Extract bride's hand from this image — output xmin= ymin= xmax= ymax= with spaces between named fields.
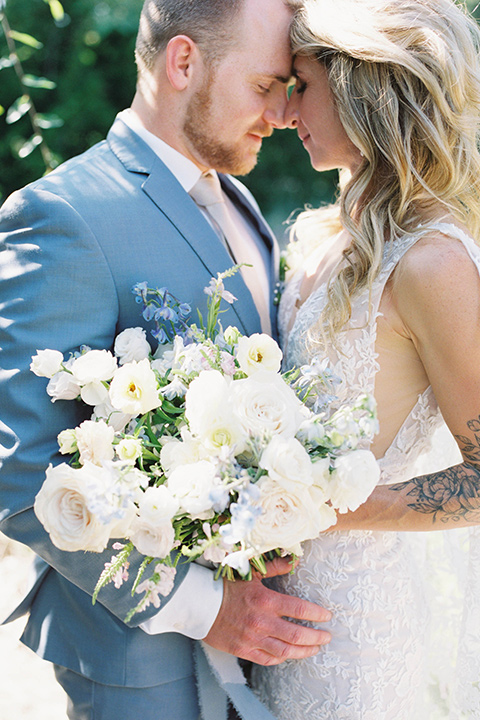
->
xmin=203 ymin=555 xmax=332 ymax=666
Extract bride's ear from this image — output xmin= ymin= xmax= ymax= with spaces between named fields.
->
xmin=165 ymin=35 xmax=200 ymax=91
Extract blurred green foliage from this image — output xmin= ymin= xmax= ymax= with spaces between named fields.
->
xmin=1 ymin=0 xmax=479 ymax=239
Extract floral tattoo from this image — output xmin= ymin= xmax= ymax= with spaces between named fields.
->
xmin=389 ymin=415 xmax=480 ymax=524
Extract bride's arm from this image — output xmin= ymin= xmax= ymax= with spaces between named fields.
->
xmin=336 ymin=233 xmax=480 ymax=532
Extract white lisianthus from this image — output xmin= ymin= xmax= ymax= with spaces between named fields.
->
xmin=223 ymin=326 xmax=241 ymax=346
xmin=222 ymin=548 xmax=253 ymax=576
xmin=116 ymin=437 xmax=143 ymax=464
xmin=75 ymin=419 xmax=115 ymax=466
xmin=249 ymin=475 xmax=335 ymax=555
xmin=311 ymin=457 xmax=331 ymax=494
xmin=236 ymin=334 xmax=283 ymax=376
xmin=185 ymin=371 xmax=245 ymax=453
xmin=260 ymin=435 xmax=315 ymax=492
xmin=34 ymin=463 xmax=113 ymax=552
xmin=80 ymin=380 xmax=110 ymax=407
xmin=167 ymin=460 xmax=220 ymax=520
xmin=71 ymin=350 xmax=118 ymax=385
xmin=232 ymin=370 xmax=307 ymax=438
xmin=92 ymin=399 xmax=133 ymax=433
xmin=160 ymin=432 xmax=207 ymax=476
xmin=329 ymin=449 xmax=380 ymax=513
xmin=109 ymin=358 xmax=161 ymax=415
xmin=137 ymin=485 xmax=180 ymax=523
xmin=46 ymin=366 xmax=81 ymax=402
xmin=129 ymin=517 xmax=176 ymax=558
xmin=57 ymin=428 xmax=78 ymax=455
xmin=114 ymin=327 xmax=151 ymax=365
xmin=30 ymin=349 xmax=64 ymax=378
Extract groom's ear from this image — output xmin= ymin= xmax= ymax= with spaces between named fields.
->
xmin=165 ymin=35 xmax=200 ymax=91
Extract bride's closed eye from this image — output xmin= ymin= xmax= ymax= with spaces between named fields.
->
xmin=295 ymin=79 xmax=307 ymax=94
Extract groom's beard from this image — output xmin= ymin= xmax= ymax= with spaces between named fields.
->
xmin=183 ymin=76 xmax=265 ymax=176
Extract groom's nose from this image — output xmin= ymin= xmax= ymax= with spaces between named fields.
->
xmin=263 ymin=85 xmax=289 ymax=130
xmin=284 ymin=94 xmax=299 ymax=129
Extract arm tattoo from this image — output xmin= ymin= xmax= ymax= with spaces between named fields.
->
xmin=389 ymin=415 xmax=480 ymax=525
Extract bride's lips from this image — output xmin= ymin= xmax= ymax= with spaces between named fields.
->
xmin=300 ymin=133 xmax=310 ymax=145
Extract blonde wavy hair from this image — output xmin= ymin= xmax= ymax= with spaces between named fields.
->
xmin=289 ymin=0 xmax=480 ymax=339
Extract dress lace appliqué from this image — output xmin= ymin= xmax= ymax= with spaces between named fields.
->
xmin=251 ymin=224 xmax=480 ymax=719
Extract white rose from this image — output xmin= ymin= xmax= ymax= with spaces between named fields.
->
xmin=76 ymin=419 xmax=115 ymax=466
xmin=71 ymin=350 xmax=117 ymax=384
xmin=34 ymin=463 xmax=112 ymax=552
xmin=57 ymin=428 xmax=78 ymax=455
xmin=30 ymin=349 xmax=64 ymax=378
xmin=249 ymin=476 xmax=335 ymax=555
xmin=46 ymin=370 xmax=81 ymax=402
xmin=137 ymin=486 xmax=179 ymax=523
xmin=328 ymin=449 xmax=380 ymax=513
xmin=231 ymin=370 xmax=307 ymax=438
xmin=185 ymin=371 xmax=245 ymax=453
xmin=167 ymin=460 xmax=219 ymax=520
xmin=260 ymin=435 xmax=314 ymax=492
xmin=116 ymin=437 xmax=143 ymax=463
xmin=114 ymin=327 xmax=152 ymax=365
xmin=109 ymin=358 xmax=161 ymax=415
xmin=236 ymin=334 xmax=283 ymax=376
xmin=129 ymin=517 xmax=176 ymax=558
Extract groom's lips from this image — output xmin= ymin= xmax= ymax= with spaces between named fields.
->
xmin=300 ymin=133 xmax=310 ymax=145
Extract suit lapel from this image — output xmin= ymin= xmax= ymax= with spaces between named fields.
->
xmin=107 ymin=118 xmax=274 ymax=338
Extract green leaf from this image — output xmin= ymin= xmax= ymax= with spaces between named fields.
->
xmin=0 ymin=105 xmax=4 ymax=117
xmin=22 ymin=74 xmax=57 ymax=90
xmin=8 ymin=31 xmax=43 ymax=50
xmin=44 ymin=0 xmax=65 ymax=22
xmin=35 ymin=112 xmax=64 ymax=129
xmin=18 ymin=134 xmax=43 ymax=159
xmin=6 ymin=95 xmax=31 ymax=124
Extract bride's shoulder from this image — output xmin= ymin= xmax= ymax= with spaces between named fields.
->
xmin=393 ymin=223 xmax=480 ymax=310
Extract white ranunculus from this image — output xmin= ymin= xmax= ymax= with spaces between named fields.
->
xmin=116 ymin=437 xmax=143 ymax=464
xmin=114 ymin=327 xmax=151 ymax=365
xmin=57 ymin=428 xmax=78 ymax=455
xmin=30 ymin=349 xmax=64 ymax=378
xmin=137 ymin=485 xmax=179 ymax=523
xmin=167 ymin=460 xmax=219 ymax=520
xmin=71 ymin=350 xmax=117 ymax=385
xmin=46 ymin=370 xmax=81 ymax=402
xmin=236 ymin=334 xmax=283 ymax=376
xmin=249 ymin=476 xmax=335 ymax=555
xmin=92 ymin=399 xmax=133 ymax=433
xmin=260 ymin=435 xmax=314 ymax=492
xmin=231 ymin=370 xmax=307 ymax=438
xmin=75 ymin=419 xmax=115 ymax=466
xmin=311 ymin=457 xmax=331 ymax=495
xmin=129 ymin=517 xmax=176 ymax=558
xmin=34 ymin=463 xmax=113 ymax=552
xmin=109 ymin=358 xmax=161 ymax=415
xmin=329 ymin=449 xmax=380 ymax=513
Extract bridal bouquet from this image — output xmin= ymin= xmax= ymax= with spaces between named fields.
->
xmin=31 ymin=268 xmax=379 ymax=619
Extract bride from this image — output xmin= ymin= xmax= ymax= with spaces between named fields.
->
xmin=251 ymin=0 xmax=480 ymax=717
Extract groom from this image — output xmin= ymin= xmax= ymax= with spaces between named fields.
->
xmin=0 ymin=0 xmax=332 ymax=718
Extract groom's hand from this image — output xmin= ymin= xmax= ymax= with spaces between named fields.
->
xmin=203 ymin=556 xmax=332 ymax=666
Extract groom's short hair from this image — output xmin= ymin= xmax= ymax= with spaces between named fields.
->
xmin=135 ymin=0 xmax=244 ymax=74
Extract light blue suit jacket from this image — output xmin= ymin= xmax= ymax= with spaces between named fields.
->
xmin=0 ymin=117 xmax=278 ymax=688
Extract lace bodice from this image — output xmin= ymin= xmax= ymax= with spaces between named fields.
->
xmin=252 ymin=224 xmax=480 ymax=719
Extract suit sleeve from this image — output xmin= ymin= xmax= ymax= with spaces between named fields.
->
xmin=0 ymin=185 xmax=190 ymax=626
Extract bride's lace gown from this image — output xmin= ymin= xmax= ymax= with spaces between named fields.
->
xmin=252 ymin=224 xmax=480 ymax=719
